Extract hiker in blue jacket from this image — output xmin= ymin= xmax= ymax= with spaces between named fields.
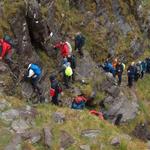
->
xmin=103 ymin=60 xmax=115 ymax=77
xmin=24 ymin=63 xmax=42 ymax=93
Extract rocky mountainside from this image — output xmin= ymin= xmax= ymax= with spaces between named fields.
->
xmin=0 ymin=0 xmax=150 ymax=149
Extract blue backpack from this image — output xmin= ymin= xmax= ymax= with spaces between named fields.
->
xmin=30 ymin=64 xmax=42 ymax=76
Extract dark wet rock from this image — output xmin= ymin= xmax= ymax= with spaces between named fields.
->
xmin=52 ymin=112 xmax=65 ymax=124
xmin=44 ymin=127 xmax=53 ymax=148
xmin=111 ymin=137 xmax=120 ymax=146
xmin=60 ymin=130 xmax=74 ymax=149
xmin=80 ymin=145 xmax=91 ymax=150
xmin=81 ymin=129 xmax=101 ymax=138
xmin=133 ymin=122 xmax=150 ymax=141
xmin=21 ymin=129 xmax=41 ymax=144
xmin=1 ymin=109 xmax=19 ymax=122
xmin=5 ymin=134 xmax=22 ymax=150
xmin=11 ymin=119 xmax=30 ymax=134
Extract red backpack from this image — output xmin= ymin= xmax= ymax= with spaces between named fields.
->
xmin=50 ymin=88 xmax=55 ymax=97
xmin=90 ymin=110 xmax=104 ymax=120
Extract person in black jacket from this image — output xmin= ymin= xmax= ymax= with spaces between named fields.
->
xmin=75 ymin=32 xmax=85 ymax=56
xmin=127 ymin=62 xmax=136 ymax=88
xmin=49 ymin=75 xmax=62 ymax=105
xmin=116 ymin=61 xmax=124 ymax=85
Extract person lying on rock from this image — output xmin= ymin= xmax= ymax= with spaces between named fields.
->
xmin=49 ymin=75 xmax=62 ymax=105
xmin=0 ymin=34 xmax=13 ymax=63
xmin=24 ymin=63 xmax=42 ymax=95
xmin=71 ymin=95 xmax=88 ymax=109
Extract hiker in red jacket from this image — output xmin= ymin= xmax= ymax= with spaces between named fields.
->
xmin=54 ymin=42 xmax=69 ymax=58
xmin=0 ymin=38 xmax=12 ymax=61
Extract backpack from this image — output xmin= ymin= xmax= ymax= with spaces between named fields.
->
xmin=50 ymin=88 xmax=55 ymax=97
xmin=3 ymin=34 xmax=13 ymax=46
xmin=65 ymin=66 xmax=73 ymax=76
xmin=30 ymin=64 xmax=42 ymax=76
xmin=74 ymin=96 xmax=87 ymax=104
xmin=65 ymin=41 xmax=72 ymax=54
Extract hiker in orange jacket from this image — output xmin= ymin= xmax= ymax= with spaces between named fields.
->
xmin=112 ymin=58 xmax=118 ymax=69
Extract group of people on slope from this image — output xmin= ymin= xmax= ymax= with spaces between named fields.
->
xmin=102 ymin=58 xmax=125 ymax=86
xmin=127 ymin=59 xmax=148 ymax=87
xmin=49 ymin=32 xmax=85 ymax=105
xmin=102 ymin=57 xmax=149 ymax=88
xmin=0 ymin=32 xmax=85 ymax=105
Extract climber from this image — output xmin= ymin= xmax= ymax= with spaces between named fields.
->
xmin=71 ymin=95 xmax=88 ymax=109
xmin=89 ymin=110 xmax=104 ymax=120
xmin=127 ymin=62 xmax=136 ymax=87
xmin=24 ymin=63 xmax=42 ymax=94
xmin=116 ymin=61 xmax=124 ymax=85
xmin=64 ymin=62 xmax=73 ymax=88
xmin=103 ymin=60 xmax=115 ymax=77
xmin=75 ymin=32 xmax=85 ymax=57
xmin=112 ymin=58 xmax=118 ymax=70
xmin=141 ymin=60 xmax=147 ymax=78
xmin=0 ymin=35 xmax=13 ymax=63
xmin=135 ymin=61 xmax=142 ymax=81
xmin=145 ymin=57 xmax=150 ymax=73
xmin=54 ymin=41 xmax=69 ymax=58
xmin=67 ymin=54 xmax=76 ymax=81
xmin=49 ymin=75 xmax=62 ymax=105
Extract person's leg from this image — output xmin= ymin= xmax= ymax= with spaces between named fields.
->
xmin=52 ymin=94 xmax=59 ymax=105
xmin=64 ymin=74 xmax=69 ymax=88
xmin=128 ymin=76 xmax=132 ymax=87
xmin=141 ymin=71 xmax=144 ymax=79
xmin=78 ymin=47 xmax=84 ymax=56
xmin=72 ymin=69 xmax=75 ymax=82
xmin=118 ymin=74 xmax=122 ymax=85
xmin=31 ymin=77 xmax=42 ymax=94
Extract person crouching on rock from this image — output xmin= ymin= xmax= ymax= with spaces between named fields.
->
xmin=71 ymin=95 xmax=88 ymax=109
xmin=49 ymin=75 xmax=62 ymax=105
xmin=24 ymin=63 xmax=42 ymax=94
